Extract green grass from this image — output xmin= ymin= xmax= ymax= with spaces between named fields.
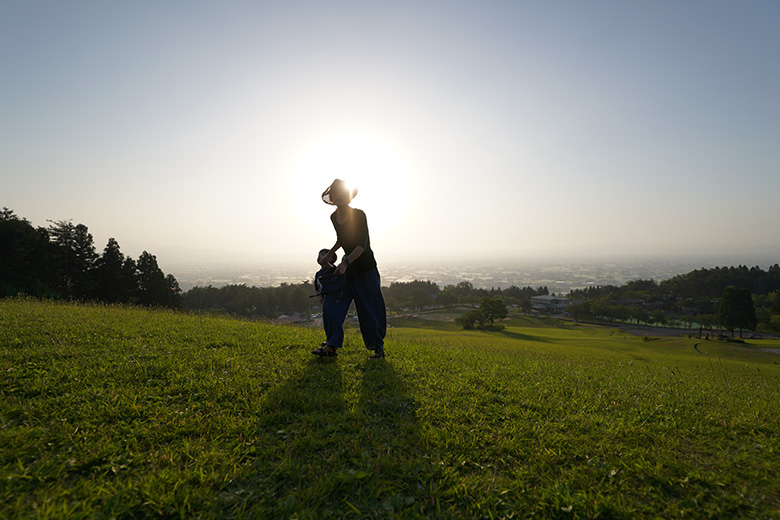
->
xmin=2 ymin=298 xmax=780 ymax=519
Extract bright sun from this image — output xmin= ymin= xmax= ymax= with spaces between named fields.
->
xmin=289 ymin=133 xmax=414 ymax=245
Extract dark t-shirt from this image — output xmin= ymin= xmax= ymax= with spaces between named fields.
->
xmin=330 ymin=208 xmax=377 ymax=277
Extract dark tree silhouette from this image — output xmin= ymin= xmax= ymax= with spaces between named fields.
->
xmin=93 ymin=238 xmax=138 ymax=303
xmin=47 ymin=220 xmax=97 ymax=299
xmin=0 ymin=209 xmax=55 ymax=297
xmin=1 ymin=209 xmax=180 ymax=308
xmin=718 ymin=285 xmax=758 ymax=338
xmin=136 ymin=251 xmax=174 ymax=307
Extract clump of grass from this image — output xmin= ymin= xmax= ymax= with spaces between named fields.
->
xmin=2 ymin=298 xmax=779 ymax=518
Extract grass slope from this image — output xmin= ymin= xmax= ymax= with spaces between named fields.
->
xmin=2 ymin=298 xmax=779 ymax=519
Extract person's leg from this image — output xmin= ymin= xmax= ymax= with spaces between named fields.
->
xmin=351 ymin=268 xmax=387 ymax=354
xmin=322 ymin=290 xmax=352 ymax=350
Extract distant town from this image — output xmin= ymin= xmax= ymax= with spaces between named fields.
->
xmin=170 ymin=255 xmax=780 ymax=294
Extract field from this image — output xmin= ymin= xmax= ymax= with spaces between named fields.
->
xmin=2 ymin=298 xmax=780 ymax=519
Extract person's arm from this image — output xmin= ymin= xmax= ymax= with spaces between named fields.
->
xmin=335 ymin=245 xmax=364 ymax=276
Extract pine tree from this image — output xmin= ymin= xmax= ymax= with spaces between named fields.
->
xmin=94 ymin=238 xmax=137 ymax=303
xmin=136 ymin=251 xmax=179 ymax=307
xmin=47 ymin=220 xmax=97 ymax=299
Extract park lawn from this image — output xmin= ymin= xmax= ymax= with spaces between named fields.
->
xmin=1 ymin=298 xmax=779 ymax=519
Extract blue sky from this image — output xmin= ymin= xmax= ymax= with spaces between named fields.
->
xmin=2 ymin=1 xmax=779 ymax=270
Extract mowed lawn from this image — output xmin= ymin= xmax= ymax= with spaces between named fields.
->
xmin=2 ymin=299 xmax=779 ymax=519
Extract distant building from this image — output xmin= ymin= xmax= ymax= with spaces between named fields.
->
xmin=531 ymin=295 xmax=569 ymax=312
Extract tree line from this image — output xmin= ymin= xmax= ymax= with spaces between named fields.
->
xmin=179 ymin=280 xmax=548 ymax=320
xmin=381 ymin=280 xmax=548 ymax=311
xmin=570 ymin=265 xmax=780 ymax=302
xmin=1 ymin=208 xmax=180 ymax=307
xmin=567 ymin=266 xmax=780 ymax=335
xmin=181 ymin=283 xmax=316 ymax=318
xmin=1 ymin=208 xmax=549 ymax=319
xmin=5 ymin=206 xmax=778 ymax=334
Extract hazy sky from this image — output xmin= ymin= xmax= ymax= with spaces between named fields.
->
xmin=3 ymin=1 xmax=779 ymax=271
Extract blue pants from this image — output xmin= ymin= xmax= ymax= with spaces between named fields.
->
xmin=322 ymin=267 xmax=386 ymax=352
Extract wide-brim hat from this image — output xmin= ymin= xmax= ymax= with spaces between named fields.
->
xmin=322 ymin=179 xmax=358 ymax=205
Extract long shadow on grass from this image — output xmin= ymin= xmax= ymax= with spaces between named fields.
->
xmin=356 ymin=358 xmax=420 ymax=455
xmin=219 ymin=356 xmax=430 ymax=517
xmin=495 ymin=328 xmax=553 ymax=343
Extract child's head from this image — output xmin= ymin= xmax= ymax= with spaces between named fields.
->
xmin=318 ymin=248 xmax=336 ymax=265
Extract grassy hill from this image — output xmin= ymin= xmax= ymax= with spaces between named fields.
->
xmin=2 ymin=298 xmax=779 ymax=519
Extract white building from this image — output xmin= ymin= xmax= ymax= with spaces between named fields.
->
xmin=531 ymin=295 xmax=569 ymax=312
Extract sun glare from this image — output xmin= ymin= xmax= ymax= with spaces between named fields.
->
xmin=289 ymin=133 xmax=414 ymax=246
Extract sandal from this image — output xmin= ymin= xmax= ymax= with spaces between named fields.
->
xmin=312 ymin=344 xmax=338 ymax=357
